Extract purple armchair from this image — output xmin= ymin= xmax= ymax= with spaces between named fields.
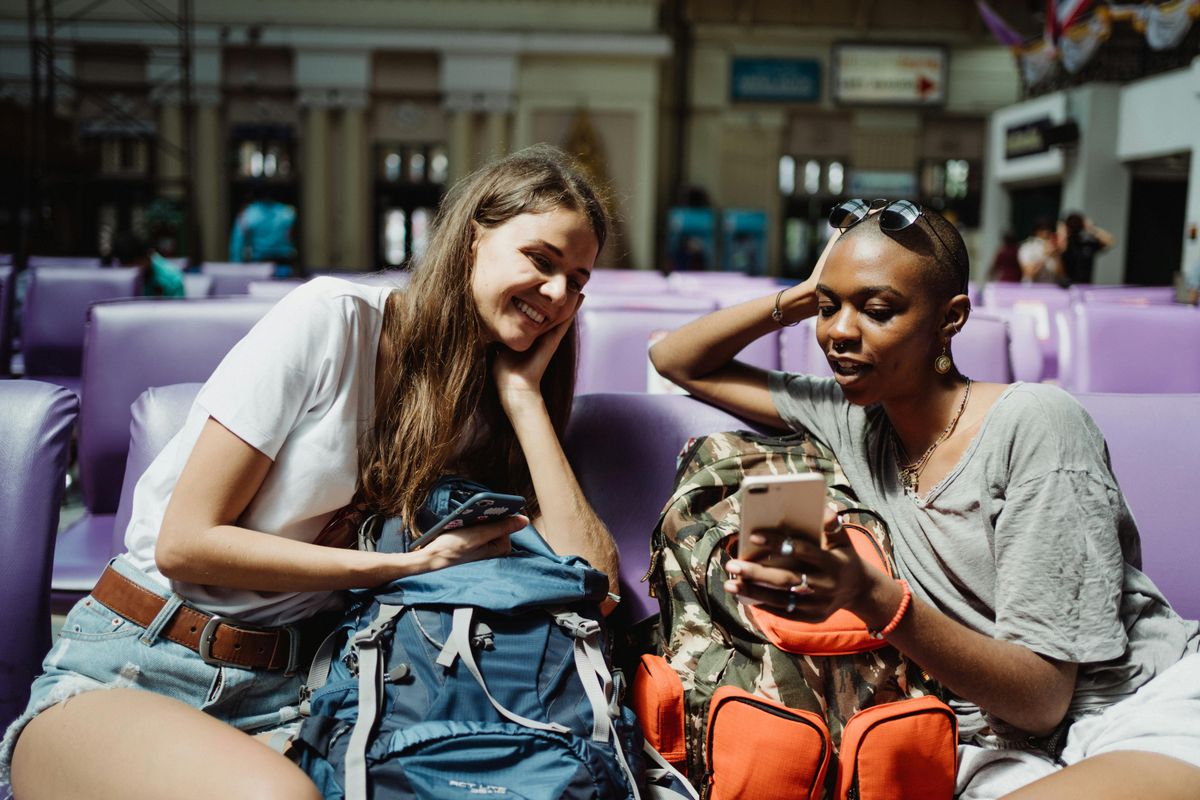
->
xmin=1073 ymin=393 xmax=1200 ymax=621
xmin=1070 ymin=285 xmax=1178 ymax=306
xmin=51 ymin=297 xmax=274 ymax=603
xmin=1059 ymin=303 xmax=1200 ymax=392
xmin=26 ymin=256 xmax=103 ymax=268
xmin=0 ymin=381 xmax=78 ymax=733
xmin=22 ymin=266 xmax=142 ymax=396
xmin=980 ymin=283 xmax=1071 ymax=380
xmin=199 ymin=261 xmax=275 ymax=295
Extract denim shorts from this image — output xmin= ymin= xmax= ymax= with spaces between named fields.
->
xmin=0 ymin=556 xmax=306 ymax=785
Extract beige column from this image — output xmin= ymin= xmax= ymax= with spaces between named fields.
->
xmin=337 ymin=95 xmax=371 ymax=270
xmin=194 ymin=95 xmax=224 ymax=262
xmin=302 ymin=99 xmax=332 ymax=270
xmin=448 ymin=107 xmax=475 ymax=186
xmin=483 ymin=109 xmax=510 ymax=162
xmin=157 ymin=102 xmax=185 ymax=199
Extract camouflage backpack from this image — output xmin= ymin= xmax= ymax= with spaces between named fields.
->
xmin=631 ymin=429 xmax=956 ymax=800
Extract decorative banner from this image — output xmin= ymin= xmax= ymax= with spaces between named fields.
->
xmin=1111 ymin=0 xmax=1200 ymax=49
xmin=1047 ymin=0 xmax=1095 ymax=41
xmin=976 ymin=0 xmax=1026 ymax=46
xmin=1017 ymin=39 xmax=1059 ymax=85
xmin=1059 ymin=10 xmax=1111 ymax=72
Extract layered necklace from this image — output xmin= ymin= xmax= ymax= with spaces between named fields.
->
xmin=895 ymin=378 xmax=972 ymax=495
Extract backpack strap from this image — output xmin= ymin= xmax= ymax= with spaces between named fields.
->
xmin=345 ymin=603 xmax=405 ymax=800
xmin=642 ymin=741 xmax=700 ymax=800
xmin=436 ymin=606 xmax=572 ymax=735
xmin=299 ymin=624 xmax=344 ymax=717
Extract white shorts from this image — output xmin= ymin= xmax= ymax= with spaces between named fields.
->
xmin=956 ymin=651 xmax=1200 ymax=799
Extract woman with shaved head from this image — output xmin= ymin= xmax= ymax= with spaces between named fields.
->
xmin=651 ymin=199 xmax=1200 ymax=799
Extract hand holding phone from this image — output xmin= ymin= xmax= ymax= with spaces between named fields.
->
xmin=737 ymin=473 xmax=826 ymax=570
xmin=409 ymin=491 xmax=527 ymax=550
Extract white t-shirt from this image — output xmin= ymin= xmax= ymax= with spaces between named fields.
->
xmin=123 ymin=277 xmax=395 ymax=625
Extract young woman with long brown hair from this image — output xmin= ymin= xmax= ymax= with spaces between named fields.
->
xmin=650 ymin=200 xmax=1200 ymax=799
xmin=3 ymin=145 xmax=619 ymax=800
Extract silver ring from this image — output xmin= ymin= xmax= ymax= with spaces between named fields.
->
xmin=791 ymin=573 xmax=812 ymax=596
xmin=786 ymin=594 xmax=798 ymax=613
xmin=779 ymin=537 xmax=795 ymax=557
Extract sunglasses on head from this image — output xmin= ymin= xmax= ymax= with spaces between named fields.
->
xmin=828 ymin=198 xmax=967 ymax=292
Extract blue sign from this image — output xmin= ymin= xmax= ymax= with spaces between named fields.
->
xmin=731 ymin=58 xmax=821 ymax=103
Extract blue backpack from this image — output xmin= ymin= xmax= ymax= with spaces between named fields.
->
xmin=293 ymin=520 xmax=695 ymax=800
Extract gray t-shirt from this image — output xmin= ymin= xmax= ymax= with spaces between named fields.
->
xmin=768 ymin=374 xmax=1199 ymax=733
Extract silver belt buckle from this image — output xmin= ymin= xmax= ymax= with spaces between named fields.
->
xmin=198 ymin=615 xmax=300 ymax=674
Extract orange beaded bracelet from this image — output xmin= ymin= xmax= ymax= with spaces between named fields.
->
xmin=868 ymin=579 xmax=912 ymax=640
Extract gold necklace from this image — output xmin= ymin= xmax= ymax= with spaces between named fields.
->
xmin=895 ymin=379 xmax=972 ymax=494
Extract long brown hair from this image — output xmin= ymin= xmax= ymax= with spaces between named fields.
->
xmin=359 ymin=144 xmax=610 ymax=526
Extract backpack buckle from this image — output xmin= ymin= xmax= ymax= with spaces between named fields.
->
xmin=553 ymin=611 xmax=600 ymax=639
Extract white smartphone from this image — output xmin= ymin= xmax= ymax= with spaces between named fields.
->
xmin=737 ymin=473 xmax=827 ymax=569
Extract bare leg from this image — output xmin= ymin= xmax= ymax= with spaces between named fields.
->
xmin=1001 ymin=751 xmax=1200 ymax=800
xmin=9 ymin=688 xmax=321 ymax=800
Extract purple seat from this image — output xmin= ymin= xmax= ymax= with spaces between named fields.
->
xmin=583 ymin=293 xmax=715 ymax=312
xmin=113 ymin=382 xmax=206 ymax=543
xmin=787 ymin=312 xmax=1015 ymax=383
xmin=26 ymin=256 xmax=103 ymax=268
xmin=111 ymin=384 xmax=758 ymax=629
xmin=1073 ymin=393 xmax=1200 ymax=621
xmin=1073 ymin=285 xmax=1178 ymax=306
xmin=564 ymin=393 xmax=764 ymax=624
xmin=0 ymin=264 xmax=13 ymax=376
xmin=0 ymin=381 xmax=78 ymax=733
xmin=584 ymin=269 xmax=670 ymax=293
xmin=668 ymin=272 xmax=781 ymax=296
xmin=577 ymin=306 xmax=778 ymax=394
xmin=980 ymin=283 xmax=1071 ymax=380
xmin=199 ymin=261 xmax=275 ymax=295
xmin=182 ymin=272 xmax=214 ymax=298
xmin=51 ymin=297 xmax=275 ymax=602
xmin=22 ymin=266 xmax=142 ymax=395
xmin=1060 ymin=303 xmax=1200 ymax=392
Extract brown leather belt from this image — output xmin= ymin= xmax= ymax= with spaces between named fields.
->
xmin=92 ymin=564 xmax=308 ymax=673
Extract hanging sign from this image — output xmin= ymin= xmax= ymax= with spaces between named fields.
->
xmin=831 ymin=44 xmax=947 ymax=106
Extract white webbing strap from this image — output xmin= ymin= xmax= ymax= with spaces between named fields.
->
xmin=345 ymin=604 xmax=404 ymax=800
xmin=437 ymin=606 xmax=570 ymax=735
xmin=299 ymin=626 xmax=342 ymax=716
xmin=642 ymin=742 xmax=699 ymax=800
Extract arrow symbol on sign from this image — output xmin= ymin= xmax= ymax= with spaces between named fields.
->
xmin=917 ymin=74 xmax=936 ymax=97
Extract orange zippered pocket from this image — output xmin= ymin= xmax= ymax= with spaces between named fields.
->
xmin=836 ymin=695 xmax=957 ymax=800
xmin=705 ymin=686 xmax=831 ymax=800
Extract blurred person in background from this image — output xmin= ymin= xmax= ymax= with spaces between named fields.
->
xmin=1018 ymin=218 xmax=1066 ymax=285
xmin=229 ymin=184 xmax=297 ymax=273
xmin=112 ymin=231 xmax=185 ymax=298
xmin=1058 ymin=212 xmax=1114 ymax=286
xmin=989 ymin=230 xmax=1022 ymax=282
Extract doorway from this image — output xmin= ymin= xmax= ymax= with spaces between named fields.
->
xmin=1124 ymin=154 xmax=1189 ymax=285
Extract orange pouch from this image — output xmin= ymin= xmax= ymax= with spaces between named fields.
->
xmin=630 ymin=654 xmax=688 ymax=767
xmin=706 ymin=685 xmax=831 ymax=800
xmin=747 ymin=523 xmax=893 ymax=656
xmin=836 ymin=695 xmax=958 ymax=800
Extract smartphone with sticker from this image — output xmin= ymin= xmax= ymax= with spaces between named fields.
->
xmin=408 ymin=491 xmax=526 ymax=550
xmin=737 ymin=473 xmax=826 ymax=569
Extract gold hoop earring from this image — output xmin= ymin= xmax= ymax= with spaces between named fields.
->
xmin=934 ymin=344 xmax=953 ymax=375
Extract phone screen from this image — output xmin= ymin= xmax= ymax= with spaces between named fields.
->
xmin=408 ymin=491 xmax=526 ymax=550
